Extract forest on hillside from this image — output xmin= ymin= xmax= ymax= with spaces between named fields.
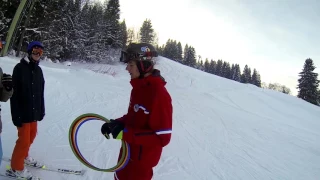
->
xmin=1 ymin=0 xmax=319 ymax=105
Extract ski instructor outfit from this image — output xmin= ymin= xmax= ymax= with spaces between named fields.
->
xmin=101 ymin=43 xmax=173 ymax=180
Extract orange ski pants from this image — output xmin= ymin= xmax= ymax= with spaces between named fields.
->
xmin=11 ymin=122 xmax=37 ymax=170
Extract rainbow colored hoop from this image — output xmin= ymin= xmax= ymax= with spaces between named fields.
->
xmin=68 ymin=113 xmax=130 ymax=172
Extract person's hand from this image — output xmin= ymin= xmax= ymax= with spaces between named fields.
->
xmin=101 ymin=120 xmax=123 ymax=139
xmin=2 ymin=73 xmax=12 ymax=91
xmin=110 ymin=123 xmax=124 ymax=140
xmin=101 ymin=122 xmax=112 ymax=139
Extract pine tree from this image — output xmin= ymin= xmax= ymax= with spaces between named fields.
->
xmin=317 ymin=89 xmax=320 ymax=104
xmin=230 ymin=64 xmax=236 ymax=80
xmin=197 ymin=56 xmax=204 ymax=70
xmin=204 ymin=58 xmax=210 ymax=72
xmin=230 ymin=64 xmax=241 ymax=81
xmin=241 ymin=65 xmax=251 ymax=83
xmin=233 ymin=64 xmax=241 ymax=82
xmin=297 ymin=58 xmax=320 ymax=105
xmin=182 ymin=44 xmax=188 ymax=65
xmin=184 ymin=46 xmax=196 ymax=67
xmin=215 ymin=60 xmax=223 ymax=76
xmin=84 ymin=2 xmax=106 ymax=62
xmin=177 ymin=42 xmax=182 ymax=61
xmin=251 ymin=69 xmax=261 ymax=87
xmin=152 ymin=31 xmax=159 ymax=46
xmin=163 ymin=39 xmax=178 ymax=60
xmin=221 ymin=61 xmax=231 ymax=79
xmin=37 ymin=0 xmax=71 ymax=60
xmin=209 ymin=60 xmax=216 ymax=74
xmin=155 ymin=44 xmax=164 ymax=56
xmin=119 ymin=19 xmax=128 ymax=49
xmin=127 ymin=27 xmax=137 ymax=44
xmin=0 ymin=0 xmax=21 ymax=41
xmin=139 ymin=19 xmax=154 ymax=44
xmin=104 ymin=0 xmax=121 ymax=48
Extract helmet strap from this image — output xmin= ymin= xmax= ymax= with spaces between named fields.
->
xmin=136 ymin=60 xmax=153 ymax=79
xmin=139 ymin=61 xmax=144 ymax=72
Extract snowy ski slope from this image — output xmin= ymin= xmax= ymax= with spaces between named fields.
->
xmin=0 ymin=56 xmax=319 ymax=180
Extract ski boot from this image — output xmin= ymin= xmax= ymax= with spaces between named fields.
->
xmin=5 ymin=167 xmax=41 ymax=180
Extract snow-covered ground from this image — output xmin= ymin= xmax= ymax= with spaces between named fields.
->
xmin=0 ymin=55 xmax=319 ymax=180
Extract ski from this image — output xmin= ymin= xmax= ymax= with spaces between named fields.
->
xmin=0 ymin=172 xmax=41 ymax=180
xmin=2 ymin=165 xmax=42 ymax=180
xmin=0 ymin=173 xmax=18 ymax=179
xmin=2 ymin=157 xmax=85 ymax=176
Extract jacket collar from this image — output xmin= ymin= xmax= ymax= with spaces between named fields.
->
xmin=130 ymin=69 xmax=166 ymax=89
xmin=21 ymin=56 xmax=39 ymax=66
xmin=23 ymin=56 xmax=31 ymax=63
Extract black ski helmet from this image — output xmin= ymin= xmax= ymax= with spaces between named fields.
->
xmin=120 ymin=43 xmax=158 ymax=75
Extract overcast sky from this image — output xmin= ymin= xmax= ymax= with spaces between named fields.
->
xmin=101 ymin=0 xmax=320 ymax=95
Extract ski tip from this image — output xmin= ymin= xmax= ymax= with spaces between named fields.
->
xmin=80 ymin=169 xmax=86 ymax=176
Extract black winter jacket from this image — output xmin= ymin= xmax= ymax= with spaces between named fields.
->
xmin=10 ymin=57 xmax=45 ymax=127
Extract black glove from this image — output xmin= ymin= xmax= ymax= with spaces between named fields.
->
xmin=2 ymin=73 xmax=12 ymax=91
xmin=111 ymin=123 xmax=124 ymax=139
xmin=101 ymin=120 xmax=123 ymax=139
xmin=101 ymin=122 xmax=112 ymax=139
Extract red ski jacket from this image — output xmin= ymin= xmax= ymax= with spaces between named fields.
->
xmin=115 ymin=69 xmax=173 ymax=180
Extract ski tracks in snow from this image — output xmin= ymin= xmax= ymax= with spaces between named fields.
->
xmin=164 ymin=89 xmax=232 ymax=180
xmin=36 ymin=77 xmax=129 ymax=180
xmin=2 ymin=56 xmax=320 ymax=180
xmin=171 ymin=85 xmax=298 ymax=180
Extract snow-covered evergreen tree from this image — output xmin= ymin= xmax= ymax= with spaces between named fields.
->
xmin=215 ymin=60 xmax=223 ymax=76
xmin=163 ymin=39 xmax=176 ymax=61
xmin=184 ymin=45 xmax=196 ymax=67
xmin=251 ymin=68 xmax=261 ymax=87
xmin=234 ymin=64 xmax=241 ymax=82
xmin=177 ymin=42 xmax=183 ymax=61
xmin=127 ymin=27 xmax=138 ymax=44
xmin=209 ymin=60 xmax=216 ymax=74
xmin=241 ymin=65 xmax=252 ymax=83
xmin=317 ymin=89 xmax=320 ymax=105
xmin=204 ymin=58 xmax=210 ymax=72
xmin=104 ymin=0 xmax=121 ymax=48
xmin=221 ymin=61 xmax=231 ymax=79
xmin=297 ymin=58 xmax=320 ymax=105
xmin=119 ymin=20 xmax=128 ymax=49
xmin=0 ymin=1 xmax=21 ymax=40
xmin=139 ymin=19 xmax=155 ymax=44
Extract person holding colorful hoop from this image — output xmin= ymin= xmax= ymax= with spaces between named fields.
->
xmin=101 ymin=42 xmax=173 ymax=180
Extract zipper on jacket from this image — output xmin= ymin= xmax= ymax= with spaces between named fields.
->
xmin=138 ymin=145 xmax=142 ymax=160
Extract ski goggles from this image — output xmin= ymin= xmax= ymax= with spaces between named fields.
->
xmin=120 ymin=51 xmax=157 ymax=63
xmin=31 ymin=46 xmax=43 ymax=56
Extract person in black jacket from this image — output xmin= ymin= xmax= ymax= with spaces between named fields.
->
xmin=0 ymin=67 xmax=14 ymax=167
xmin=5 ymin=41 xmax=45 ymax=180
